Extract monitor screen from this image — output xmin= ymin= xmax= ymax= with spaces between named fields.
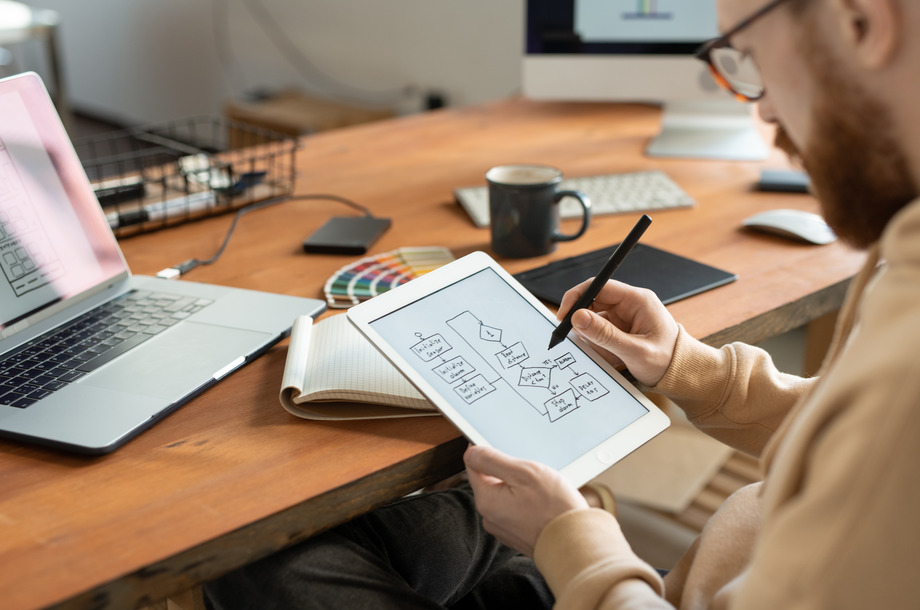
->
xmin=523 ymin=0 xmax=769 ymax=160
xmin=528 ymin=0 xmax=718 ymax=55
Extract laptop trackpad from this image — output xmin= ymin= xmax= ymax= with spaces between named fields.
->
xmin=81 ymin=322 xmax=272 ymax=400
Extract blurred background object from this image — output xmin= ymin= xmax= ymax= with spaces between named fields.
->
xmin=0 ymin=0 xmax=68 ymax=126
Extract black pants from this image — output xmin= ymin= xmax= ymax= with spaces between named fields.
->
xmin=203 ymin=485 xmax=554 ymax=610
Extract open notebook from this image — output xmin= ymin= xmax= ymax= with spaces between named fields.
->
xmin=279 ymin=314 xmax=436 ymax=420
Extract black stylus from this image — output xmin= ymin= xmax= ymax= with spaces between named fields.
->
xmin=548 ymin=214 xmax=652 ymax=349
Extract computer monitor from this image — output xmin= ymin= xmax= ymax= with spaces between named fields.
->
xmin=522 ymin=0 xmax=769 ymax=161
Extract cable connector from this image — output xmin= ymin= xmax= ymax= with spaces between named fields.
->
xmin=156 ymin=258 xmax=200 ymax=280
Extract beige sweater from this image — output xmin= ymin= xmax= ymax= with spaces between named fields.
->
xmin=534 ymin=197 xmax=920 ymax=609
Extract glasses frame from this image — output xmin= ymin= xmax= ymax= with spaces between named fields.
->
xmin=695 ymin=0 xmax=795 ymax=101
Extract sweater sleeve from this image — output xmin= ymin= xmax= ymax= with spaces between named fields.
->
xmin=534 ymin=508 xmax=671 ymax=610
xmin=651 ymin=326 xmax=817 ymax=457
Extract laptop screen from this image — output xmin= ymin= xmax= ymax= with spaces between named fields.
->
xmin=0 ymin=73 xmax=127 ymax=332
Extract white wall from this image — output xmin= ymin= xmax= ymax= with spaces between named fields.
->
xmin=22 ymin=0 xmax=524 ymax=125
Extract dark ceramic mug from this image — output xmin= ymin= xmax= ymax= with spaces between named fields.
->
xmin=487 ymin=164 xmax=591 ymax=258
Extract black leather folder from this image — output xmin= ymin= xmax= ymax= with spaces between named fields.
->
xmin=514 ymin=243 xmax=737 ymax=307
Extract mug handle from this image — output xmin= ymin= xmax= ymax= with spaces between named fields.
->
xmin=552 ymin=190 xmax=592 ymax=242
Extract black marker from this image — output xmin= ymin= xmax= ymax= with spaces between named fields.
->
xmin=548 ymin=214 xmax=652 ymax=349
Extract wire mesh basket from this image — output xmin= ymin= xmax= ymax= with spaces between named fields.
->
xmin=73 ymin=116 xmax=298 ymax=238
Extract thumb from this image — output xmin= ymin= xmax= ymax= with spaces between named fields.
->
xmin=464 ymin=445 xmax=530 ymax=483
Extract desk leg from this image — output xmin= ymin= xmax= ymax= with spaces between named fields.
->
xmin=803 ymin=310 xmax=838 ymax=377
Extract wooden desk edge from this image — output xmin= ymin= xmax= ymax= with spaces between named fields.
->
xmin=56 ymin=437 xmax=468 ymax=610
xmin=700 ymin=278 xmax=850 ymax=348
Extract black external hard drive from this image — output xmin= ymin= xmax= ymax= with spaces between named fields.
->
xmin=302 ymin=216 xmax=392 ymax=255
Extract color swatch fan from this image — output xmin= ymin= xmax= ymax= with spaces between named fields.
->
xmin=324 ymin=247 xmax=455 ymax=308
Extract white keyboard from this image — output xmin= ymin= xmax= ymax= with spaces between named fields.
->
xmin=455 ymin=170 xmax=695 ymax=228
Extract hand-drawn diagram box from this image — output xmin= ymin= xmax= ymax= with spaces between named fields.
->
xmin=454 ymin=374 xmax=497 ymax=404
xmin=570 ymin=373 xmax=610 ymax=401
xmin=411 ymin=333 xmax=452 ymax=361
xmin=433 ymin=356 xmax=476 ymax=384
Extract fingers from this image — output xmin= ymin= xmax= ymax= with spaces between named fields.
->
xmin=557 ymin=280 xmax=678 ymax=386
xmin=464 ymin=446 xmax=504 ymax=502
xmin=557 ymin=278 xmax=593 ymax=320
xmin=464 ymin=445 xmax=536 ymax=485
xmin=557 ymin=278 xmax=639 ymax=321
xmin=571 ymin=307 xmax=634 ymax=357
xmin=464 ymin=446 xmax=549 ymax=506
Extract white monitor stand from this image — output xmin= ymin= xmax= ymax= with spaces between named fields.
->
xmin=646 ymin=100 xmax=770 ymax=161
xmin=522 ymin=55 xmax=770 ymax=162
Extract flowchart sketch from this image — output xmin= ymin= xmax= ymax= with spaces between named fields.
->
xmin=480 ymin=324 xmax=502 ymax=343
xmin=554 ymin=352 xmax=576 ymax=370
xmin=411 ymin=333 xmax=452 ymax=361
xmin=439 ymin=308 xmax=619 ymax=420
xmin=519 ymin=367 xmax=551 ymax=389
xmin=454 ymin=374 xmax=497 ymax=404
xmin=570 ymin=373 xmax=610 ymax=401
xmin=495 ymin=342 xmax=528 ymax=369
xmin=433 ymin=356 xmax=476 ymax=384
xmin=545 ymin=388 xmax=580 ymax=422
xmin=363 ymin=264 xmax=655 ymax=471
xmin=445 ymin=310 xmax=546 ymax=416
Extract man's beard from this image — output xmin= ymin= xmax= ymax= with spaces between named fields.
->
xmin=773 ymin=42 xmax=916 ymax=249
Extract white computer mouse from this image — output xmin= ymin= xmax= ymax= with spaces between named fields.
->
xmin=742 ymin=209 xmax=837 ymax=245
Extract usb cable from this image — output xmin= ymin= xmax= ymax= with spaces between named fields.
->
xmin=155 ymin=194 xmax=375 ymax=279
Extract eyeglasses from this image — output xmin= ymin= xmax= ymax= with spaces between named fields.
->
xmin=695 ymin=0 xmax=795 ymax=102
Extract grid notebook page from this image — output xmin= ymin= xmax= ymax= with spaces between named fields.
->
xmin=305 ymin=314 xmax=426 ymax=407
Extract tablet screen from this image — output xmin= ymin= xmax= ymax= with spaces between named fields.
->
xmin=367 ymin=266 xmax=650 ymax=471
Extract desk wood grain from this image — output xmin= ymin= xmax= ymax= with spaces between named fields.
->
xmin=0 ymin=98 xmax=865 ymax=609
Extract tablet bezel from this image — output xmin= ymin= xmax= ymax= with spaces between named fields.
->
xmin=347 ymin=251 xmax=669 ymax=487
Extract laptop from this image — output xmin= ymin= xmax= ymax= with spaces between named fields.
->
xmin=0 ymin=72 xmax=326 ymax=454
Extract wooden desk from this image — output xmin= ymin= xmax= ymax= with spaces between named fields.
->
xmin=0 ymin=98 xmax=865 ymax=609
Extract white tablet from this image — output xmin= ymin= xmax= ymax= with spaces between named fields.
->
xmin=347 ymin=251 xmax=669 ymax=487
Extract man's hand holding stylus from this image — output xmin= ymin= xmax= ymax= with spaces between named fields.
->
xmin=558 ymin=279 xmax=680 ymax=387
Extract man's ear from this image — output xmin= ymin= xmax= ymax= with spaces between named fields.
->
xmin=836 ymin=0 xmax=900 ymax=68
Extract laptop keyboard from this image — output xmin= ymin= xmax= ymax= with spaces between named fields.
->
xmin=0 ymin=290 xmax=213 ymax=409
